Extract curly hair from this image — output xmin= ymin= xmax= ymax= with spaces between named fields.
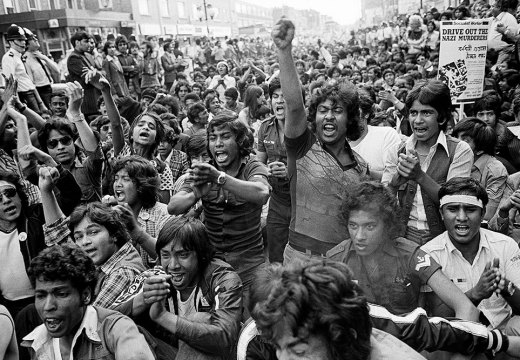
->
xmin=111 ymin=155 xmax=159 ymax=209
xmin=252 ymin=260 xmax=372 ymax=360
xmin=156 ymin=217 xmax=215 ymax=274
xmin=68 ymin=202 xmax=131 ymax=248
xmin=308 ymin=81 xmax=362 ymax=141
xmin=162 ymin=125 xmax=180 ymax=147
xmin=405 ymin=79 xmax=452 ymax=132
xmin=207 ymin=112 xmax=253 ymax=158
xmin=341 ymin=181 xmax=403 ymax=240
xmin=174 ymin=80 xmax=192 ymax=97
xmin=128 ymin=111 xmax=165 ymax=156
xmin=28 ymin=244 xmax=97 ymax=304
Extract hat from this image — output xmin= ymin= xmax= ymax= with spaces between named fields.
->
xmin=141 ymin=88 xmax=157 ymax=101
xmin=217 ymin=61 xmax=229 ymax=70
xmin=23 ymin=28 xmax=36 ymax=41
xmin=6 ymin=24 xmax=26 ymax=41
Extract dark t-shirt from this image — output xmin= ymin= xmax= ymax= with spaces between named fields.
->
xmin=180 ymin=157 xmax=269 ymax=255
xmin=285 ymin=127 xmax=368 ymax=255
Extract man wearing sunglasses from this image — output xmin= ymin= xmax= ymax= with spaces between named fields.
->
xmin=34 ymin=82 xmax=103 ymax=203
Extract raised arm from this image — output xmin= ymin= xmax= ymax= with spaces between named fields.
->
xmin=272 ymin=18 xmax=306 ymax=139
xmin=39 ymin=166 xmax=64 ymax=225
xmin=66 ymin=81 xmax=99 ymax=152
xmin=88 ymin=70 xmax=126 ymax=155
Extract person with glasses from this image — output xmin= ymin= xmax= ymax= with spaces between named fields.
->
xmin=382 ymin=80 xmax=474 ymax=245
xmin=0 ymin=139 xmax=81 ymax=321
xmin=35 ymin=82 xmax=103 ymax=203
xmin=271 ymin=18 xmax=368 ymax=265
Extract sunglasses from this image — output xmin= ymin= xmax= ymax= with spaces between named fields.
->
xmin=47 ymin=136 xmax=73 ymax=149
xmin=0 ymin=187 xmax=17 ymax=199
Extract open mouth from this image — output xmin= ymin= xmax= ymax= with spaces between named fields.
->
xmin=275 ymin=105 xmax=285 ymax=115
xmin=45 ymin=318 xmax=63 ymax=333
xmin=114 ymin=190 xmax=125 ymax=202
xmin=414 ymin=127 xmax=428 ymax=135
xmin=3 ymin=205 xmax=17 ymax=216
xmin=170 ymin=273 xmax=184 ymax=284
xmin=214 ymin=152 xmax=228 ymax=163
xmin=323 ymin=123 xmax=337 ymax=136
xmin=454 ymin=225 xmax=470 ymax=236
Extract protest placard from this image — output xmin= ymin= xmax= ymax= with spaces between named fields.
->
xmin=438 ymin=20 xmax=488 ymax=105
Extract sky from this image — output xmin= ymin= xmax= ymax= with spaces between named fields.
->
xmin=244 ymin=0 xmax=362 ymax=26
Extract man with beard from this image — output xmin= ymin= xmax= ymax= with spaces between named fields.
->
xmin=272 ymin=18 xmax=368 ymax=264
xmin=168 ymin=113 xmax=269 ymax=314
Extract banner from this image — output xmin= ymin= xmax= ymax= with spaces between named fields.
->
xmin=437 ymin=20 xmax=488 ymax=104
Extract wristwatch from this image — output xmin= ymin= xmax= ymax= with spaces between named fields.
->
xmin=503 ymin=281 xmax=516 ymax=297
xmin=217 ymin=171 xmax=227 ymax=185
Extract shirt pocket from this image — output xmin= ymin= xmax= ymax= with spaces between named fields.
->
xmin=389 ymin=279 xmax=417 ymax=313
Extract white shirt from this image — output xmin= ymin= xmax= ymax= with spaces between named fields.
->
xmin=0 ymin=230 xmax=34 ymax=300
xmin=382 ymin=131 xmax=473 ymax=230
xmin=422 ymin=228 xmax=520 ymax=329
xmin=349 ymin=125 xmax=401 ymax=178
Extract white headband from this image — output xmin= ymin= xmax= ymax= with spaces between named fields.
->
xmin=439 ymin=195 xmax=483 ymax=208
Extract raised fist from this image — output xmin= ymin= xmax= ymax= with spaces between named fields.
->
xmin=272 ymin=17 xmax=295 ymax=51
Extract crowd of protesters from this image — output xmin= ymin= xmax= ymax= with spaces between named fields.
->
xmin=3 ymin=0 xmax=520 ymax=358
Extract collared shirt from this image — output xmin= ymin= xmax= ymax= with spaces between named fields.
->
xmin=471 ymin=154 xmax=507 ymax=221
xmin=157 ymin=149 xmax=189 ymax=184
xmin=383 ymin=131 xmax=473 ymax=230
xmin=257 ymin=116 xmax=290 ymax=204
xmin=421 ymin=228 xmax=520 ymax=329
xmin=0 ymin=148 xmax=41 ymax=205
xmin=488 ymin=12 xmax=519 ymax=51
xmin=327 ymin=237 xmax=440 ymax=315
xmin=1 ymin=48 xmax=36 ymax=91
xmin=136 ymin=202 xmax=171 ymax=268
xmin=116 ymin=143 xmax=176 ymax=191
xmin=93 ymin=242 xmax=145 ymax=309
xmin=179 ymin=157 xmax=269 ymax=255
xmin=22 ymin=305 xmax=154 ymax=360
xmin=24 ymin=51 xmax=53 ymax=87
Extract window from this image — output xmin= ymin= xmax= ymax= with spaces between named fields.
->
xmin=28 ymin=0 xmax=38 ymax=10
xmin=138 ymin=0 xmax=149 ymax=15
xmin=177 ymin=1 xmax=186 ymax=18
xmin=4 ymin=0 xmax=15 ymax=13
xmin=159 ymin=0 xmax=169 ymax=16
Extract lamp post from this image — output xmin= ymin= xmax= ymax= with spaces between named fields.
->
xmin=197 ymin=0 xmax=216 ymax=36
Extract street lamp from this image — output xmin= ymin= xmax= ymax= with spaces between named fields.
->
xmin=197 ymin=0 xmax=217 ymax=35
